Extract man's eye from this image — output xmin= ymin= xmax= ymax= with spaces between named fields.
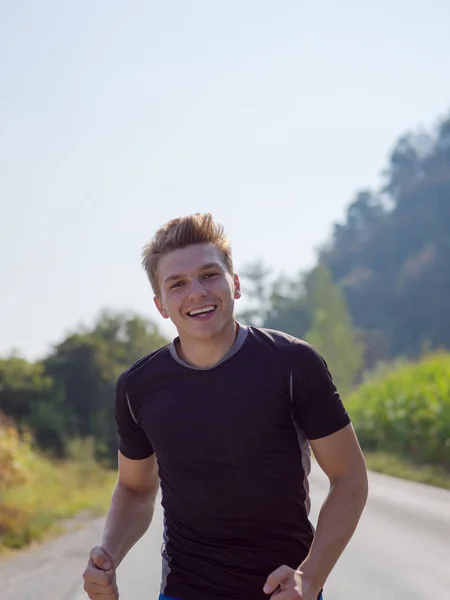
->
xmin=171 ymin=281 xmax=184 ymax=289
xmin=203 ymin=273 xmax=217 ymax=280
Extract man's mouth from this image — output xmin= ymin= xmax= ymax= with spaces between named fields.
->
xmin=186 ymin=305 xmax=217 ymax=318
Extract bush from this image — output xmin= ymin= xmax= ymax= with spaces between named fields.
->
xmin=0 ymin=425 xmax=117 ymax=552
xmin=345 ymin=352 xmax=450 ymax=468
xmin=0 ymin=427 xmax=36 ymax=491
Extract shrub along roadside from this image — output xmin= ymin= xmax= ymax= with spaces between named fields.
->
xmin=345 ymin=351 xmax=450 ymax=477
xmin=0 ymin=428 xmax=116 ymax=553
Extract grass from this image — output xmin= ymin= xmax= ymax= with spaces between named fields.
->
xmin=0 ymin=455 xmax=117 ymax=553
xmin=363 ymin=450 xmax=450 ymax=490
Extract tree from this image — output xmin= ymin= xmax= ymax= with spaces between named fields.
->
xmin=43 ymin=310 xmax=168 ymax=463
xmin=0 ymin=357 xmax=66 ymax=454
xmin=237 ymin=260 xmax=273 ymax=326
xmin=263 ymin=273 xmax=311 ymax=339
xmin=304 ymin=266 xmax=364 ymax=396
xmin=319 ymin=109 xmax=450 ymax=360
xmin=0 ymin=311 xmax=168 ymax=462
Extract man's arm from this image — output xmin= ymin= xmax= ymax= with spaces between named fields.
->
xmin=264 ymin=423 xmax=368 ymax=599
xmin=101 ymin=451 xmax=160 ymax=568
xmin=263 ymin=341 xmax=368 ymax=599
xmin=84 ymin=371 xmax=159 ymax=599
xmin=299 ymin=423 xmax=368 ymax=590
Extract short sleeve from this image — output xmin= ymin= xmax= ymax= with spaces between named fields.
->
xmin=290 ymin=340 xmax=351 ymax=440
xmin=114 ymin=371 xmax=154 ymax=460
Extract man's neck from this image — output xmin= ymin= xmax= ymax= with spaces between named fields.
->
xmin=176 ymin=320 xmax=238 ymax=369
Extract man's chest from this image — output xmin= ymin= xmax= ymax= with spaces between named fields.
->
xmin=134 ymin=371 xmax=293 ymax=467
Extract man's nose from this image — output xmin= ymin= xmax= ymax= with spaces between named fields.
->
xmin=188 ymin=279 xmax=208 ymax=298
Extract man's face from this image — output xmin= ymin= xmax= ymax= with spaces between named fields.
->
xmin=154 ymin=243 xmax=241 ymax=341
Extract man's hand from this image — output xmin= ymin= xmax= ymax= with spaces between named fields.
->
xmin=83 ymin=545 xmax=119 ymax=599
xmin=263 ymin=565 xmax=319 ymax=600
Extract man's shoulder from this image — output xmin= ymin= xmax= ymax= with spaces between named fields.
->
xmin=246 ymin=325 xmax=326 ymax=368
xmin=246 ymin=324 xmax=296 ymax=345
xmin=118 ymin=343 xmax=172 ymax=387
xmin=247 ymin=325 xmax=314 ymax=353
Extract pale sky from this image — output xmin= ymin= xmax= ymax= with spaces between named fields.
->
xmin=1 ymin=0 xmax=449 ymax=360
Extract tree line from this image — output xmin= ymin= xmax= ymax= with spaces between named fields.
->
xmin=0 ymin=312 xmax=167 ymax=464
xmin=1 ymin=108 xmax=449 ymax=463
xmin=239 ymin=108 xmax=450 ymax=370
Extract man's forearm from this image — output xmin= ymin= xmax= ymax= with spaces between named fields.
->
xmin=300 ymin=471 xmax=368 ymax=590
xmin=101 ymin=481 xmax=158 ymax=568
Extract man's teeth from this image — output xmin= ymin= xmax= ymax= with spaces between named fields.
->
xmin=188 ymin=306 xmax=215 ymax=316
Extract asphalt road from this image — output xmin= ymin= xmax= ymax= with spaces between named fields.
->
xmin=2 ymin=463 xmax=449 ymax=600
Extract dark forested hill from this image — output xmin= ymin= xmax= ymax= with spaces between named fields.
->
xmin=319 ymin=112 xmax=450 ymax=360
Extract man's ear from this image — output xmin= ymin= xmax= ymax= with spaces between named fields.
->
xmin=154 ymin=295 xmax=169 ymax=319
xmin=233 ymin=274 xmax=241 ymax=300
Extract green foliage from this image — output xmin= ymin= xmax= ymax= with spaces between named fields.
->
xmin=0 ymin=358 xmax=55 ymax=422
xmin=0 ymin=310 xmax=168 ymax=465
xmin=264 ymin=274 xmax=312 ymax=340
xmin=44 ymin=310 xmax=167 ymax=463
xmin=237 ymin=261 xmax=313 ymax=339
xmin=239 ymin=263 xmax=363 ymax=394
xmin=304 ymin=265 xmax=364 ymax=396
xmin=0 ymin=427 xmax=37 ymax=492
xmin=0 ymin=359 xmax=66 ymax=454
xmin=0 ymin=420 xmax=116 ymax=553
xmin=345 ymin=352 xmax=450 ymax=468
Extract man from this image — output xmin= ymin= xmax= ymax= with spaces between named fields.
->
xmin=83 ymin=213 xmax=368 ymax=600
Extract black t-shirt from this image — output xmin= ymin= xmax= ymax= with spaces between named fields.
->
xmin=115 ymin=324 xmax=350 ymax=600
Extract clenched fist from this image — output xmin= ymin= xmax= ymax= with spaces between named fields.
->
xmin=263 ymin=565 xmax=320 ymax=600
xmin=83 ymin=545 xmax=119 ymax=599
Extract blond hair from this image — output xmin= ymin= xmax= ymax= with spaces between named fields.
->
xmin=142 ymin=213 xmax=234 ymax=295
